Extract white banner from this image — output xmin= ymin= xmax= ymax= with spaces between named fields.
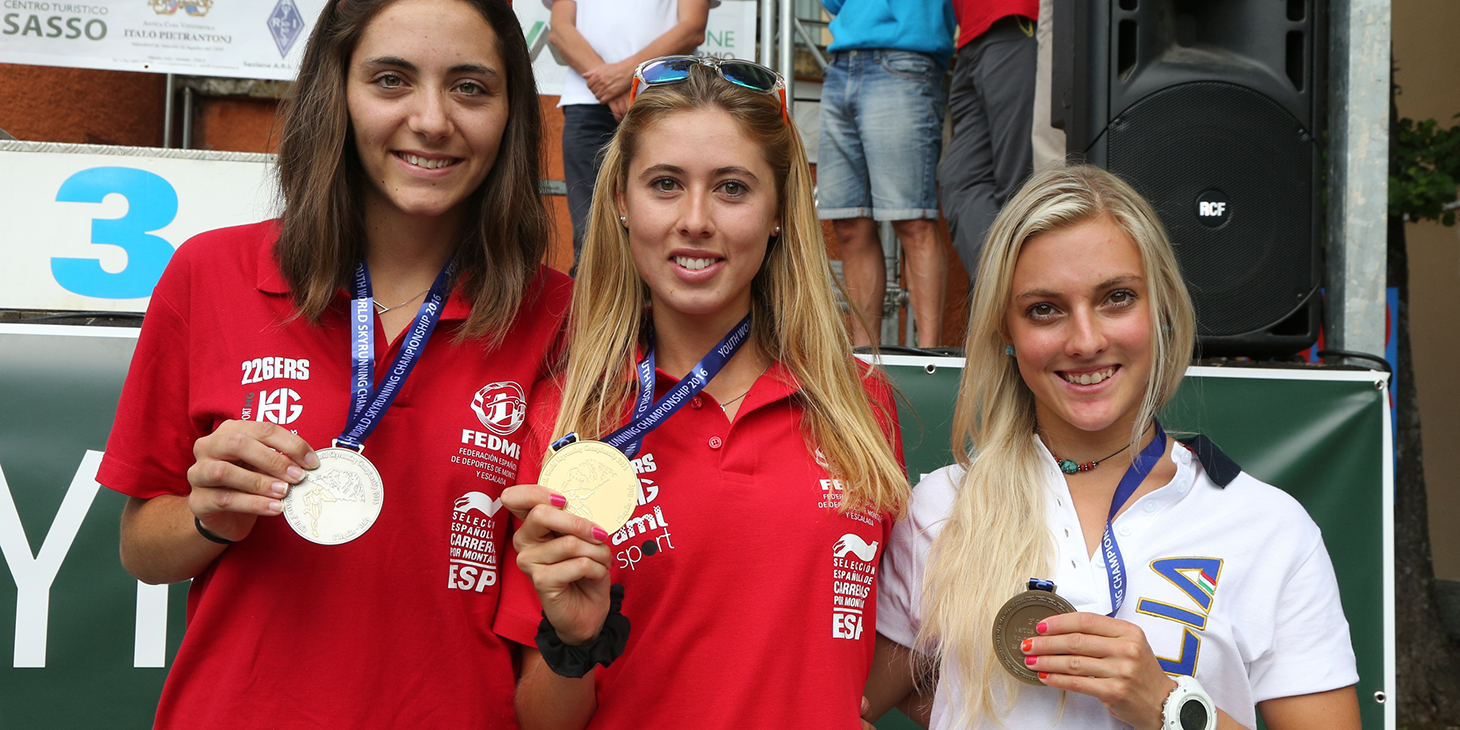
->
xmin=0 ymin=0 xmax=328 ymax=80
xmin=0 ymin=0 xmax=755 ymax=84
xmin=0 ymin=141 xmax=278 ymax=313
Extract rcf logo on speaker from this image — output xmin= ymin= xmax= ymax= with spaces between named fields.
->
xmin=1196 ymin=190 xmax=1231 ymax=228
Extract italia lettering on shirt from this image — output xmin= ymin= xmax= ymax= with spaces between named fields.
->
xmin=1134 ymin=556 xmax=1226 ymax=677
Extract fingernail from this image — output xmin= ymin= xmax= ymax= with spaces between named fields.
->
xmin=1036 ymin=622 xmax=1048 ymax=634
xmin=1025 ymin=656 xmax=1037 ymax=666
xmin=592 ymin=527 xmax=609 ymax=542
xmin=304 ymin=453 xmax=320 ymax=469
xmin=271 ymin=481 xmax=288 ymax=497
xmin=268 ymin=500 xmax=283 ymax=514
xmin=550 ymin=493 xmax=567 ymax=508
xmin=1021 ymin=639 xmax=1033 ymax=653
xmin=1038 ymin=672 xmax=1049 ymax=680
xmin=286 ymin=466 xmax=304 ymax=481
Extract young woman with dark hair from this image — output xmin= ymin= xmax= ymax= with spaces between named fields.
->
xmin=99 ymin=1 xmax=568 ymax=727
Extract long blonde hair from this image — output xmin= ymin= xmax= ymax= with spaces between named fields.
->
xmin=551 ymin=64 xmax=907 ymax=517
xmin=917 ymin=165 xmax=1196 ymax=724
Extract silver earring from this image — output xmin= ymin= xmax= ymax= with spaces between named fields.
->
xmin=619 ymin=215 xmax=627 ymax=226
xmin=1005 ymin=345 xmax=1016 ymax=355
xmin=773 ymin=226 xmax=781 ymax=236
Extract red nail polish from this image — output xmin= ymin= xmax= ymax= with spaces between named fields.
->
xmin=1025 ymin=656 xmax=1037 ymax=666
xmin=592 ymin=527 xmax=608 ymax=542
xmin=1038 ymin=672 xmax=1049 ymax=680
xmin=1036 ymin=621 xmax=1048 ymax=634
xmin=550 ymin=494 xmax=566 ymax=508
xmin=1021 ymin=638 xmax=1033 ymax=653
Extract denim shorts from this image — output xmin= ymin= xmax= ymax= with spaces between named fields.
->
xmin=816 ymin=49 xmax=948 ymax=221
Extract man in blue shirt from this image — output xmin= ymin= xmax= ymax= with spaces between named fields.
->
xmin=817 ymin=0 xmax=956 ymax=348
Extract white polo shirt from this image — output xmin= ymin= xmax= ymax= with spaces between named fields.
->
xmin=877 ymin=438 xmax=1359 ymax=730
xmin=547 ymin=0 xmax=719 ymax=108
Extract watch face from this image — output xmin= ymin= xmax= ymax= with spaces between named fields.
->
xmin=1179 ymin=698 xmax=1210 ymax=730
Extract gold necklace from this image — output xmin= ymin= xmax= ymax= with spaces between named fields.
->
xmin=718 ymin=365 xmax=770 ymax=412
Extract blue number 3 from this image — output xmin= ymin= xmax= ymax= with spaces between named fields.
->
xmin=52 ymin=167 xmax=179 ymax=299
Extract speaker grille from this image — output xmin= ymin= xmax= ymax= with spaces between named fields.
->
xmin=1106 ymin=82 xmax=1316 ymax=337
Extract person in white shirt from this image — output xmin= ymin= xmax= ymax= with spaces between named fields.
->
xmin=546 ymin=0 xmax=712 ymax=271
xmin=863 ymin=165 xmax=1362 ymax=730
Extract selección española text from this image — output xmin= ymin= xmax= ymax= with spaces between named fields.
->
xmin=4 ymin=2 xmax=109 ymax=40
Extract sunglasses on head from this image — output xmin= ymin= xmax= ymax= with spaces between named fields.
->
xmin=630 ymin=55 xmax=789 ymax=123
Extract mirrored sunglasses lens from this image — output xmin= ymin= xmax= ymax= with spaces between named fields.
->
xmin=720 ymin=61 xmax=778 ymax=91
xmin=641 ymin=59 xmax=695 ymax=84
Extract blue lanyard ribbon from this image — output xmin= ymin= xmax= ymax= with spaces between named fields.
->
xmin=552 ymin=315 xmax=752 ymax=458
xmin=1097 ymin=421 xmax=1167 ymax=617
xmin=338 ymin=259 xmax=455 ymax=451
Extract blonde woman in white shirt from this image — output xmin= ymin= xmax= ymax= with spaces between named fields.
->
xmin=865 ymin=165 xmax=1362 ymax=730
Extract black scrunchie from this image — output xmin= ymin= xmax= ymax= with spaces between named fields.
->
xmin=536 ymin=584 xmax=630 ymax=678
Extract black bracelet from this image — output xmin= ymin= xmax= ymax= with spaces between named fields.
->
xmin=535 ymin=584 xmax=630 ymax=678
xmin=194 ymin=516 xmax=235 ymax=545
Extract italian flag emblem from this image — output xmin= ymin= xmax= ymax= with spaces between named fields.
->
xmin=1196 ymin=570 xmax=1217 ymax=597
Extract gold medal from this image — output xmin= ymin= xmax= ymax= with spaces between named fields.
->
xmin=538 ymin=440 xmax=640 ymax=534
xmin=281 ymin=447 xmax=384 ymax=545
xmin=992 ymin=580 xmax=1077 ymax=685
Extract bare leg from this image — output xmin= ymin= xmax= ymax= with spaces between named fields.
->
xmin=891 ymin=218 xmax=947 ymax=348
xmin=834 ymin=217 xmax=886 ymax=348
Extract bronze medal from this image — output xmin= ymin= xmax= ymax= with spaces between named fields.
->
xmin=992 ymin=581 xmax=1077 ymax=685
xmin=538 ymin=439 xmax=640 ymax=535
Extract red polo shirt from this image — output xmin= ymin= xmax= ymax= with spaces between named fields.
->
xmin=97 ymin=221 xmax=571 ymax=730
xmin=494 ymin=360 xmax=903 ymax=728
xmin=954 ymin=0 xmax=1039 ymax=48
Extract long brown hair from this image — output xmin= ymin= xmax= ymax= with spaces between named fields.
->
xmin=552 ymin=64 xmax=908 ymax=517
xmin=273 ymin=0 xmax=547 ymax=345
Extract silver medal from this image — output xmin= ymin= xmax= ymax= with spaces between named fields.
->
xmin=282 ymin=447 xmax=384 ymax=545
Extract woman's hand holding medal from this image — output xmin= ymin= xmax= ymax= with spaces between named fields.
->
xmin=502 ymin=484 xmax=614 ymax=645
xmin=186 ymin=419 xmax=319 ymax=543
xmin=1021 ymin=611 xmax=1178 ymax=730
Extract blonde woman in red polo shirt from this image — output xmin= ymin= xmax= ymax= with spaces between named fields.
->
xmin=97 ymin=1 xmax=569 ymax=728
xmin=493 ymin=58 xmax=910 ymax=728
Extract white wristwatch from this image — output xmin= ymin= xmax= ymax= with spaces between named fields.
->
xmin=1162 ymin=676 xmax=1217 ymax=730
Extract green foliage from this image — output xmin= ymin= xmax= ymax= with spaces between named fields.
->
xmin=1390 ymin=113 xmax=1460 ymax=227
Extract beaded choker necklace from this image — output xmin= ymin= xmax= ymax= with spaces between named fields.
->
xmin=1045 ymin=423 xmax=1153 ymax=474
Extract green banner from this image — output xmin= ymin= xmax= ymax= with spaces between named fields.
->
xmin=0 ymin=330 xmax=1391 ymax=729
xmin=874 ymin=355 xmax=1392 ymax=730
xmin=0 ymin=325 xmax=188 ymax=729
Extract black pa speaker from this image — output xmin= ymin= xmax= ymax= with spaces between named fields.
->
xmin=1052 ymin=0 xmax=1325 ymax=357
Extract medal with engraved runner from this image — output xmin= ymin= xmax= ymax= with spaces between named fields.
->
xmin=538 ymin=439 xmax=640 ymax=534
xmin=544 ymin=316 xmax=753 ymax=533
xmin=281 ymin=258 xmax=455 ymax=544
xmin=282 ymin=446 xmax=385 ymax=545
xmin=993 ymin=579 xmax=1076 ymax=684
